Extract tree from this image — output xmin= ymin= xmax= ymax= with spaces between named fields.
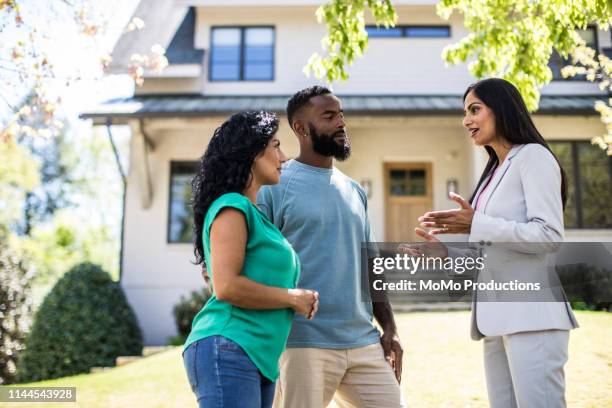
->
xmin=0 ymin=0 xmax=167 ymax=142
xmin=0 ymin=226 xmax=35 ymax=384
xmin=0 ymin=138 xmax=39 ymax=228
xmin=17 ymin=262 xmax=142 ymax=382
xmin=562 ymin=37 xmax=612 ymax=155
xmin=308 ymin=0 xmax=612 ymax=154
xmin=436 ymin=0 xmax=611 ymax=107
xmin=0 ymin=85 xmax=121 ymax=282
xmin=305 ymin=0 xmax=396 ymax=82
xmin=11 ymin=92 xmax=82 ymax=235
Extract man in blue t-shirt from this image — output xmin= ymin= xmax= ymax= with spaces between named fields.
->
xmin=258 ymin=86 xmax=405 ymax=407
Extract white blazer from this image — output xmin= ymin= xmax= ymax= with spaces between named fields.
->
xmin=468 ymin=143 xmax=578 ymax=340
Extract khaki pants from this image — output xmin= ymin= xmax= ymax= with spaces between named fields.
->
xmin=273 ymin=343 xmax=406 ymax=408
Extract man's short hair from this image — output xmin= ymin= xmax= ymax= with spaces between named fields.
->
xmin=286 ymin=85 xmax=332 ymax=129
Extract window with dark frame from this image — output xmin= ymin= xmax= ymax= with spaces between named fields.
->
xmin=549 ymin=27 xmax=598 ymax=80
xmin=168 ymin=162 xmax=199 ymax=243
xmin=210 ymin=27 xmax=275 ymax=81
xmin=365 ymin=25 xmax=450 ymax=38
xmin=549 ymin=141 xmax=612 ymax=229
xmin=389 ymin=169 xmax=427 ymax=196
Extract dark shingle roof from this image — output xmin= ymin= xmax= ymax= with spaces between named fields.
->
xmin=80 ymin=94 xmax=607 ymax=120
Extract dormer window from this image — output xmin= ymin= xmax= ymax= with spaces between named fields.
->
xmin=549 ymin=27 xmax=597 ymax=81
xmin=366 ymin=25 xmax=451 ymax=38
xmin=209 ymin=27 xmax=275 ymax=81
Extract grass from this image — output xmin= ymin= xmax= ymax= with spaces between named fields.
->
xmin=2 ymin=311 xmax=610 ymax=408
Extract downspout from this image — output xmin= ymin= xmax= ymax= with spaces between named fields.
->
xmin=105 ymin=118 xmax=127 ymax=282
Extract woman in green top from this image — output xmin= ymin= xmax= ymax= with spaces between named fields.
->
xmin=183 ymin=111 xmax=319 ymax=408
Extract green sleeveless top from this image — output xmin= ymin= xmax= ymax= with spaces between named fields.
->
xmin=184 ymin=192 xmax=300 ymax=381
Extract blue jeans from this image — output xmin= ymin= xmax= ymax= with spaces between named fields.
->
xmin=183 ymin=335 xmax=276 ymax=408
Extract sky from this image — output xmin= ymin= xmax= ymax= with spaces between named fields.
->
xmin=0 ymin=0 xmax=140 ymax=121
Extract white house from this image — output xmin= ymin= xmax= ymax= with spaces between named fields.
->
xmin=81 ymin=0 xmax=612 ymax=345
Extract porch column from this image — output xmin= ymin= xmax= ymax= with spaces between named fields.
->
xmin=129 ymin=119 xmax=155 ymax=209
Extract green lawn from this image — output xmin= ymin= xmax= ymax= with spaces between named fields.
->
xmin=3 ymin=311 xmax=610 ymax=408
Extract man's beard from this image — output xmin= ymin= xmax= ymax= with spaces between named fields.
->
xmin=308 ymin=123 xmax=351 ymax=161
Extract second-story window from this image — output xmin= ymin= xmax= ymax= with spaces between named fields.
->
xmin=210 ymin=27 xmax=275 ymax=81
xmin=549 ymin=27 xmax=597 ymax=80
xmin=366 ymin=25 xmax=450 ymax=38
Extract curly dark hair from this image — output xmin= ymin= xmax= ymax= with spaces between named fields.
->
xmin=191 ymin=110 xmax=279 ymax=266
xmin=286 ymin=85 xmax=332 ymax=128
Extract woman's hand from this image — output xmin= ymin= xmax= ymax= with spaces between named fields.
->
xmin=398 ymin=228 xmax=448 ymax=258
xmin=418 ymin=193 xmax=475 ymax=235
xmin=288 ymin=289 xmax=319 ymax=320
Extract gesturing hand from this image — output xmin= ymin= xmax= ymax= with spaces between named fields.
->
xmin=418 ymin=192 xmax=475 ymax=235
xmin=380 ymin=330 xmax=403 ymax=383
xmin=398 ymin=228 xmax=448 ymax=258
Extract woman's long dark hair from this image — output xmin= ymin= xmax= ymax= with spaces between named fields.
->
xmin=192 ymin=110 xmax=279 ymax=266
xmin=465 ymin=78 xmax=567 ymax=208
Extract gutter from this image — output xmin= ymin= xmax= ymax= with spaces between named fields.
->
xmin=105 ymin=118 xmax=127 ymax=282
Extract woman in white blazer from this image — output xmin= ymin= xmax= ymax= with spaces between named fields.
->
xmin=416 ymin=78 xmax=578 ymax=408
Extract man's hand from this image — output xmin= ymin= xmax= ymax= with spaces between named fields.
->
xmin=380 ymin=330 xmax=403 ymax=383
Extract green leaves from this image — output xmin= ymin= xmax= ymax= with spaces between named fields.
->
xmin=438 ymin=0 xmax=612 ymax=111
xmin=0 ymin=232 xmax=34 ymax=384
xmin=309 ymin=0 xmax=610 ymax=114
xmin=305 ymin=0 xmax=397 ymax=83
xmin=16 ymin=263 xmax=142 ymax=382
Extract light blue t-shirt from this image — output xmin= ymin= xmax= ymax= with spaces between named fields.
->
xmin=257 ymin=159 xmax=380 ymax=349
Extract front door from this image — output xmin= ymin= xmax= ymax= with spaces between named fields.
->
xmin=384 ymin=162 xmax=433 ymax=241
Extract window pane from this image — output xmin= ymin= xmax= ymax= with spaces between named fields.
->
xmin=169 ymin=163 xmax=197 ymax=243
xmin=245 ymin=28 xmax=274 ymax=45
xmin=577 ymin=142 xmax=612 ymax=228
xmin=211 ymin=63 xmax=240 ymax=80
xmin=243 ymin=28 xmax=273 ymax=80
xmin=405 ymin=26 xmax=450 ymax=38
xmin=212 ymin=28 xmax=241 ymax=45
xmin=407 ymin=170 xmax=426 ymax=195
xmin=244 ymin=63 xmax=273 ymax=80
xmin=549 ymin=28 xmax=596 ymax=80
xmin=390 ymin=170 xmax=407 ymax=195
xmin=211 ymin=28 xmax=241 ymax=81
xmin=550 ymin=142 xmax=578 ymax=228
xmin=213 ymin=46 xmax=241 ymax=63
xmin=577 ymin=28 xmax=596 ymax=48
xmin=244 ymin=43 xmax=273 ymax=79
xmin=548 ymin=52 xmax=567 ymax=80
xmin=389 ymin=169 xmax=427 ymax=196
xmin=366 ymin=26 xmax=402 ymax=38
xmin=245 ymin=46 xmax=273 ymax=62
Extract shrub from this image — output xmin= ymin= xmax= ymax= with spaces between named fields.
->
xmin=171 ymin=287 xmax=211 ymax=344
xmin=557 ymin=264 xmax=612 ymax=311
xmin=0 ymin=231 xmax=35 ymax=384
xmin=17 ymin=262 xmax=142 ymax=382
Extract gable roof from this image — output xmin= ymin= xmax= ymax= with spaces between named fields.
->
xmin=109 ymin=0 xmax=192 ymax=71
xmin=165 ymin=8 xmax=204 ymax=64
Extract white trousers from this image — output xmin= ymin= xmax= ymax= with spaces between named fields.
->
xmin=483 ymin=330 xmax=569 ymax=408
